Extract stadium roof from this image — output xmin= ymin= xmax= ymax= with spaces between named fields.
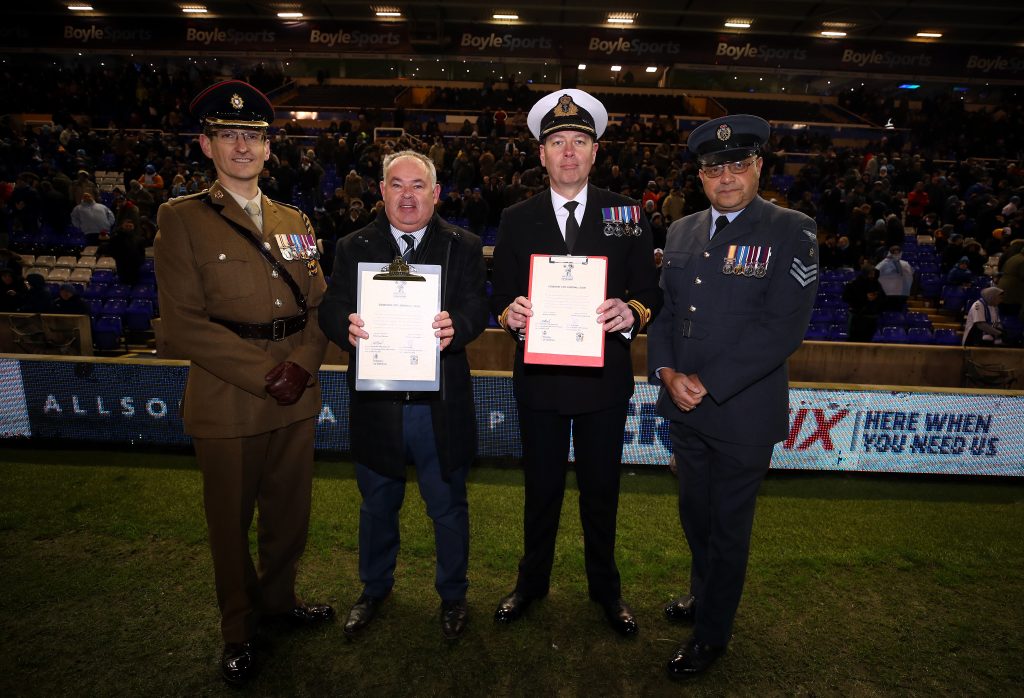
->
xmin=18 ymin=1 xmax=1024 ymax=48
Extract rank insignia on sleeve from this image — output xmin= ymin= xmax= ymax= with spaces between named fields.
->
xmin=789 ymin=258 xmax=818 ymax=287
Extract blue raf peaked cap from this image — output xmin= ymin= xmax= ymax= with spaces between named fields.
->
xmin=688 ymin=114 xmax=770 ymax=166
xmin=190 ymin=80 xmax=274 ymax=130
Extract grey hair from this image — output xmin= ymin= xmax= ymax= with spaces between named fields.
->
xmin=382 ymin=150 xmax=437 ymax=189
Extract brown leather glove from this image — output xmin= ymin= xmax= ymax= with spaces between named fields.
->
xmin=265 ymin=361 xmax=310 ymax=406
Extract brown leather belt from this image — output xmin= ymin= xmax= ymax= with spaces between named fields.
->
xmin=211 ymin=313 xmax=308 ymax=341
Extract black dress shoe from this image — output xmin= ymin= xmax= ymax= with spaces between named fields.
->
xmin=663 ymin=595 xmax=697 ymax=624
xmin=601 ymin=598 xmax=639 ymax=637
xmin=666 ymin=637 xmax=726 ymax=678
xmin=265 ymin=603 xmax=336 ymax=629
xmin=493 ymin=591 xmax=533 ymax=623
xmin=440 ymin=599 xmax=468 ymax=640
xmin=343 ymin=594 xmax=386 ymax=637
xmin=220 ymin=641 xmax=259 ymax=687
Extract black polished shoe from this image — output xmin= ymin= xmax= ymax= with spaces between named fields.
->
xmin=220 ymin=641 xmax=259 ymax=687
xmin=493 ymin=591 xmax=533 ymax=623
xmin=666 ymin=637 xmax=726 ymax=679
xmin=663 ymin=595 xmax=697 ymax=624
xmin=343 ymin=594 xmax=386 ymax=637
xmin=601 ymin=598 xmax=639 ymax=637
xmin=440 ymin=599 xmax=468 ymax=640
xmin=265 ymin=603 xmax=336 ymax=630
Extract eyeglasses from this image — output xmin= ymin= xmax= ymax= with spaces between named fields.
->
xmin=213 ymin=130 xmax=265 ymax=144
xmin=700 ymin=157 xmax=757 ymax=179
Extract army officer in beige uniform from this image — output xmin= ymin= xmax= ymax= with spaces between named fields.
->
xmin=155 ymin=80 xmax=333 ymax=687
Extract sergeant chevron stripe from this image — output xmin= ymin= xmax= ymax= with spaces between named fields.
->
xmin=789 ymin=258 xmax=818 ymax=287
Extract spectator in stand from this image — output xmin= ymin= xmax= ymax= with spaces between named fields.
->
xmin=438 ymin=189 xmax=463 ymax=221
xmin=10 ymin=173 xmax=41 ymax=234
xmin=338 ymin=199 xmax=369 ymax=237
xmin=963 ymin=238 xmax=988 ymax=275
xmin=462 ymin=187 xmax=489 ymax=236
xmin=941 ymin=233 xmax=966 ymax=272
xmin=170 ymin=173 xmax=188 ymax=198
xmin=71 ymin=170 xmax=99 ymax=204
xmin=140 ymin=164 xmax=165 ymax=200
xmin=997 ymin=239 xmax=1024 ymax=318
xmin=344 ymin=169 xmax=364 ymax=200
xmin=52 ymin=283 xmax=91 ymax=316
xmin=842 ymin=266 xmax=887 ymax=342
xmin=39 ymin=180 xmax=72 ymax=232
xmin=875 ymin=245 xmax=914 ymax=311
xmin=661 ymin=185 xmax=686 ymax=223
xmin=102 ymin=218 xmax=146 ymax=287
xmin=71 ymin=191 xmax=116 ymax=244
xmin=17 ymin=273 xmax=53 ymax=313
xmin=963 ymin=287 xmax=1005 ymax=346
xmin=649 ymin=211 xmax=667 ymax=251
xmin=127 ymin=179 xmax=156 ymax=220
xmin=0 ymin=268 xmax=26 ymax=312
xmin=945 ymin=256 xmax=975 ymax=287
xmin=641 ymin=180 xmax=661 ymax=208
xmin=905 ymin=181 xmax=930 ymax=228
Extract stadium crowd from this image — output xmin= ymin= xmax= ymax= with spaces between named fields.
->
xmin=1 ymin=58 xmax=1022 ymax=346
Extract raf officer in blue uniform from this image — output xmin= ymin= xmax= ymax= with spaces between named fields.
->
xmin=489 ymin=89 xmax=661 ymax=636
xmin=647 ymin=115 xmax=818 ymax=677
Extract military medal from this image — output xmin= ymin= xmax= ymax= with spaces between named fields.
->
xmin=733 ymin=246 xmax=748 ymax=275
xmin=743 ymin=245 xmax=758 ymax=276
xmin=722 ymin=245 xmax=738 ymax=274
xmin=276 ymin=233 xmax=320 ymax=263
xmin=601 ymin=205 xmax=642 ymax=237
xmin=307 ymin=260 xmax=319 ymax=276
xmin=755 ymin=246 xmax=772 ymax=278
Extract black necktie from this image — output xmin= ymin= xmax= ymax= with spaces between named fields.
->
xmin=401 ymin=233 xmax=415 ymax=262
xmin=564 ymin=201 xmax=581 ymax=253
xmin=712 ymin=215 xmax=729 ymax=240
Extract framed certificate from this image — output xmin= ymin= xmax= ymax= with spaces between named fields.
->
xmin=355 ymin=262 xmax=442 ymax=391
xmin=524 ymin=254 xmax=608 ymax=367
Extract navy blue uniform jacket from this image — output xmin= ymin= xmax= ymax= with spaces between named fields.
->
xmin=647 ymin=196 xmax=818 ymax=445
xmin=490 ymin=185 xmax=661 ymax=414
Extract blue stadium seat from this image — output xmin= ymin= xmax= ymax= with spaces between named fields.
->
xmin=932 ymin=328 xmax=961 ymax=345
xmin=100 ymin=299 xmax=129 ymax=318
xmin=906 ymin=327 xmax=933 ymax=344
xmin=880 ymin=311 xmax=907 ymax=327
xmin=804 ymin=323 xmax=830 ymax=340
xmin=810 ymin=308 xmax=834 ymax=325
xmin=105 ymin=283 xmax=131 ymax=301
xmin=92 ymin=315 xmax=123 ymax=351
xmin=918 ymin=272 xmax=943 ymax=298
xmin=828 ymin=324 xmax=850 ymax=341
xmin=905 ymin=312 xmax=931 ymax=328
xmin=940 ymin=286 xmax=966 ymax=313
xmin=832 ymin=307 xmax=850 ymax=325
xmin=91 ymin=269 xmax=118 ymax=285
xmin=124 ymin=299 xmax=154 ymax=331
xmin=878 ymin=326 xmax=908 ymax=343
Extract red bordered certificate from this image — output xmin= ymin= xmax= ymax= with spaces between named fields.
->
xmin=524 ymin=254 xmax=608 ymax=367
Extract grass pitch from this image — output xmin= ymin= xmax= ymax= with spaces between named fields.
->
xmin=0 ymin=447 xmax=1022 ymax=696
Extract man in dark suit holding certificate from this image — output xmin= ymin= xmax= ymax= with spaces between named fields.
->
xmin=489 ymin=89 xmax=661 ymax=636
xmin=319 ymin=150 xmax=488 ymax=641
xmin=647 ymin=115 xmax=818 ymax=677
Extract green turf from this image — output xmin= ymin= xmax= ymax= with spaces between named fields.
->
xmin=1 ymin=447 xmax=1022 ymax=696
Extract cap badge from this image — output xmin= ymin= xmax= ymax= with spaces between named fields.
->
xmin=555 ymin=94 xmax=579 ymax=117
xmin=716 ymin=124 xmax=732 ymax=142
xmin=230 ymin=93 xmax=244 ymax=110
